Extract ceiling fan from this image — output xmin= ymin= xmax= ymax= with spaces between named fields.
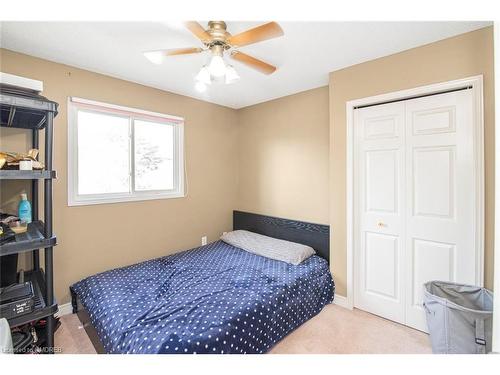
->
xmin=143 ymin=21 xmax=284 ymax=92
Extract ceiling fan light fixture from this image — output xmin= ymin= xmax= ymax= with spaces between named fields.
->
xmin=207 ymin=45 xmax=227 ymax=78
xmin=143 ymin=51 xmax=164 ymax=65
xmin=146 ymin=21 xmax=283 ymax=90
xmin=208 ymin=55 xmax=226 ymax=77
xmin=225 ymin=65 xmax=240 ymax=84
xmin=195 ymin=66 xmax=212 ymax=85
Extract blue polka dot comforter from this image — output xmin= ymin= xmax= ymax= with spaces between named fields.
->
xmin=71 ymin=240 xmax=335 ymax=354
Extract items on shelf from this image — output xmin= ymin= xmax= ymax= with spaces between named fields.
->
xmin=9 ymin=221 xmax=27 ymax=234
xmin=0 ymin=149 xmax=45 ymax=170
xmin=19 ymin=160 xmax=33 ymax=171
xmin=0 ymin=214 xmax=20 ymax=225
xmin=0 ymin=281 xmax=35 ymax=320
xmin=0 ymin=213 xmax=20 ymax=245
xmin=8 ymin=316 xmax=61 ymax=354
xmin=18 ymin=194 xmax=32 ymax=224
xmin=0 ymin=196 xmax=31 ymax=238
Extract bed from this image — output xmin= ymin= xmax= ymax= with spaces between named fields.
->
xmin=70 ymin=211 xmax=335 ymax=354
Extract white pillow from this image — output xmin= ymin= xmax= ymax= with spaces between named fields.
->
xmin=220 ymin=230 xmax=315 ymax=265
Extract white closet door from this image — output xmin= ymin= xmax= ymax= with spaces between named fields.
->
xmin=353 ymin=89 xmax=478 ymax=332
xmin=354 ymin=102 xmax=406 ymax=324
xmin=404 ymin=89 xmax=476 ymax=332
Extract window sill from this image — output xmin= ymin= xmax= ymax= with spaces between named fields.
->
xmin=67 ymin=191 xmax=186 ymax=207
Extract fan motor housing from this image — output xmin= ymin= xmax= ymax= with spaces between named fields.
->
xmin=207 ymin=21 xmax=231 ymax=47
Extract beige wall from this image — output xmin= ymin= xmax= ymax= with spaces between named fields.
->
xmin=0 ymin=49 xmax=239 ymax=304
xmin=330 ymin=26 xmax=495 ymax=296
xmin=237 ymin=87 xmax=330 ymax=224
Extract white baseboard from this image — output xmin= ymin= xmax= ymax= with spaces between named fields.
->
xmin=55 ymin=302 xmax=73 ymax=317
xmin=333 ymin=294 xmax=351 ymax=309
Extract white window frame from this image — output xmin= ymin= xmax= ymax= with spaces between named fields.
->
xmin=68 ymin=97 xmax=185 ymax=206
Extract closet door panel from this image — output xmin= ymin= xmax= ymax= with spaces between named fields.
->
xmin=413 ymin=146 xmax=455 ymax=219
xmin=354 ymin=102 xmax=406 ymax=323
xmin=405 ymin=90 xmax=475 ymax=332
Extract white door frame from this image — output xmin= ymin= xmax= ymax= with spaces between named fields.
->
xmin=345 ymin=75 xmax=485 ymax=310
xmin=492 ymin=23 xmax=499 ymax=354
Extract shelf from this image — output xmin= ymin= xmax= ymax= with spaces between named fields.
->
xmin=4 ymin=269 xmax=58 ymax=327
xmin=1 ymin=83 xmax=58 ymax=349
xmin=0 ymin=221 xmax=56 ymax=257
xmin=0 ymin=87 xmax=58 ymax=130
xmin=0 ymin=170 xmax=56 ymax=180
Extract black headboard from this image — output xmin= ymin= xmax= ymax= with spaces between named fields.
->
xmin=233 ymin=210 xmax=330 ymax=263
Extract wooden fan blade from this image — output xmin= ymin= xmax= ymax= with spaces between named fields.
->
xmin=227 ymin=22 xmax=283 ymax=47
xmin=163 ymin=47 xmax=204 ymax=56
xmin=184 ymin=21 xmax=212 ymax=43
xmin=230 ymin=51 xmax=277 ymax=75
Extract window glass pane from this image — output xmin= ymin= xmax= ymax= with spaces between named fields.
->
xmin=134 ymin=119 xmax=174 ymax=191
xmin=77 ymin=110 xmax=130 ymax=195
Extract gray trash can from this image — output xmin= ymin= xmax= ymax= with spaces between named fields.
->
xmin=423 ymin=281 xmax=493 ymax=354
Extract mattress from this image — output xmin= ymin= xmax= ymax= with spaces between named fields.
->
xmin=70 ymin=240 xmax=335 ymax=354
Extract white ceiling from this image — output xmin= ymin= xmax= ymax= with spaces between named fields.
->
xmin=0 ymin=21 xmax=491 ymax=109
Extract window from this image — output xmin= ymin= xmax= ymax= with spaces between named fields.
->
xmin=68 ymin=97 xmax=184 ymax=206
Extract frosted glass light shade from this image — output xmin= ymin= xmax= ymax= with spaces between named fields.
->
xmin=195 ymin=66 xmax=212 ymax=85
xmin=225 ymin=65 xmax=240 ymax=84
xmin=208 ymin=55 xmax=226 ymax=77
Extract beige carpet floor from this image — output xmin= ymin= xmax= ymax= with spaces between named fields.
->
xmin=55 ymin=304 xmax=432 ymax=354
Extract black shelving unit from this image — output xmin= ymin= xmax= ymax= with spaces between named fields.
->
xmin=7 ymin=269 xmax=58 ymax=327
xmin=0 ymin=84 xmax=58 ymax=353
xmin=0 ymin=170 xmax=56 ymax=180
xmin=1 ymin=221 xmax=57 ymax=256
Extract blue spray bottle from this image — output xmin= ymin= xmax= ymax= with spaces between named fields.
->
xmin=18 ymin=193 xmax=32 ymax=223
